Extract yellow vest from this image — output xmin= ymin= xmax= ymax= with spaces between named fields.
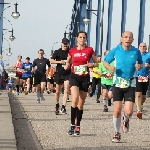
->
xmin=93 ymin=62 xmax=101 ymax=78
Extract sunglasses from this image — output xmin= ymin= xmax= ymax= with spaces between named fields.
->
xmin=63 ymin=43 xmax=68 ymax=45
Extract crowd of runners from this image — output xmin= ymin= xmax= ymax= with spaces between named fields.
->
xmin=6 ymin=30 xmax=150 ymax=143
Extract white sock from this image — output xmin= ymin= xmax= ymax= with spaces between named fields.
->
xmin=123 ymin=113 xmax=129 ymax=121
xmin=40 ymin=90 xmax=43 ymax=97
xmin=113 ymin=116 xmax=121 ymax=133
xmin=37 ymin=92 xmax=40 ymax=99
xmin=103 ymin=99 xmax=108 ymax=106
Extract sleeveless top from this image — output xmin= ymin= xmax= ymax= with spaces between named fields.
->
xmin=16 ymin=61 xmax=23 ymax=75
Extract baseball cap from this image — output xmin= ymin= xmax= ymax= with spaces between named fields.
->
xmin=26 ymin=57 xmax=30 ymax=60
xmin=62 ymin=38 xmax=69 ymax=44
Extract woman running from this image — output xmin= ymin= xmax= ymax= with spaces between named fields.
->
xmin=98 ymin=50 xmax=114 ymax=112
xmin=65 ymin=31 xmax=97 ymax=136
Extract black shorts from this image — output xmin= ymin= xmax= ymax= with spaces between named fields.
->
xmin=112 ymin=85 xmax=135 ymax=102
xmin=47 ymin=77 xmax=54 ymax=84
xmin=22 ymin=77 xmax=31 ymax=80
xmin=101 ymin=84 xmax=112 ymax=91
xmin=69 ymin=73 xmax=89 ymax=92
xmin=55 ymin=73 xmax=70 ymax=85
xmin=16 ymin=73 xmax=22 ymax=79
xmin=136 ymin=77 xmax=149 ymax=95
xmin=34 ymin=74 xmax=46 ymax=85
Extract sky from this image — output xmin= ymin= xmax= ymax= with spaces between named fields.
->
xmin=2 ymin=0 xmax=150 ymax=67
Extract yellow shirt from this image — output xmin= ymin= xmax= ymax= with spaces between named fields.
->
xmin=93 ymin=62 xmax=101 ymax=78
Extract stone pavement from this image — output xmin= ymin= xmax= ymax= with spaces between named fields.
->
xmin=10 ymin=92 xmax=150 ymax=150
xmin=0 ymin=91 xmax=17 ymax=150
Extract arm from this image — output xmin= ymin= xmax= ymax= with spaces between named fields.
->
xmin=103 ymin=48 xmax=116 ymax=72
xmin=46 ymin=59 xmax=50 ymax=73
xmin=50 ymin=50 xmax=62 ymax=64
xmin=136 ymin=50 xmax=143 ymax=70
xmin=12 ymin=62 xmax=16 ymax=70
xmin=91 ymin=55 xmax=98 ymax=67
xmin=32 ymin=60 xmax=36 ymax=73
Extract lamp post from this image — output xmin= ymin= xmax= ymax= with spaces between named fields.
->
xmin=64 ymin=22 xmax=79 ymax=38
xmin=51 ymin=42 xmax=58 ymax=56
xmin=11 ymin=3 xmax=20 ymax=19
xmin=0 ymin=2 xmax=20 ymax=19
xmin=83 ymin=0 xmax=104 ymax=56
xmin=3 ymin=38 xmax=12 ymax=56
xmin=3 ymin=17 xmax=16 ymax=41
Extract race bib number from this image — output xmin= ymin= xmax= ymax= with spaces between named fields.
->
xmin=104 ymin=73 xmax=113 ymax=79
xmin=74 ymin=65 xmax=88 ymax=75
xmin=115 ymin=77 xmax=130 ymax=88
xmin=25 ymin=66 xmax=30 ymax=71
xmin=138 ymin=76 xmax=148 ymax=82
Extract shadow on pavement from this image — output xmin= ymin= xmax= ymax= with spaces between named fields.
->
xmin=8 ymin=93 xmax=43 ymax=150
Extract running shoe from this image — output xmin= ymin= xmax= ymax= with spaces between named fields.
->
xmin=122 ymin=118 xmax=129 ymax=133
xmin=60 ymin=108 xmax=67 ymax=114
xmin=112 ymin=132 xmax=121 ymax=143
xmin=103 ymin=105 xmax=108 ymax=112
xmin=55 ymin=107 xmax=59 ymax=115
xmin=68 ymin=125 xmax=75 ymax=135
xmin=74 ymin=126 xmax=80 ymax=136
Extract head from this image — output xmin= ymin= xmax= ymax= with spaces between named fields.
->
xmin=25 ymin=57 xmax=30 ymax=63
xmin=97 ymin=55 xmax=101 ymax=63
xmin=38 ymin=49 xmax=44 ymax=59
xmin=104 ymin=50 xmax=109 ymax=56
xmin=121 ymin=31 xmax=134 ymax=49
xmin=61 ymin=38 xmax=69 ymax=50
xmin=76 ymin=31 xmax=87 ymax=46
xmin=17 ymin=55 xmax=22 ymax=61
xmin=139 ymin=42 xmax=147 ymax=54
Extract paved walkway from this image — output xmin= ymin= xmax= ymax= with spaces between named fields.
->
xmin=0 ymin=91 xmax=17 ymax=150
xmin=10 ymin=92 xmax=150 ymax=150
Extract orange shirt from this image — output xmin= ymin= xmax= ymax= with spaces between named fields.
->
xmin=47 ymin=67 xmax=55 ymax=77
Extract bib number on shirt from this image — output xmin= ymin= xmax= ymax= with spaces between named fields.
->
xmin=138 ymin=76 xmax=148 ymax=82
xmin=104 ymin=73 xmax=113 ymax=79
xmin=115 ymin=77 xmax=130 ymax=88
xmin=74 ymin=65 xmax=88 ymax=75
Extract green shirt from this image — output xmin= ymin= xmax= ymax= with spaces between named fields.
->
xmin=98 ymin=61 xmax=114 ymax=86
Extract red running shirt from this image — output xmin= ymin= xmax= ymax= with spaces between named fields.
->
xmin=16 ymin=61 xmax=23 ymax=75
xmin=69 ymin=46 xmax=94 ymax=76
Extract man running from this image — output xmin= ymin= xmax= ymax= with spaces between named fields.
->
xmin=21 ymin=57 xmax=32 ymax=95
xmin=46 ymin=65 xmax=55 ymax=94
xmin=32 ymin=49 xmax=50 ymax=103
xmin=12 ymin=55 xmax=23 ymax=95
xmin=104 ymin=31 xmax=142 ymax=143
xmin=50 ymin=38 xmax=71 ymax=115
xmin=135 ymin=42 xmax=150 ymax=119
xmin=90 ymin=55 xmax=101 ymax=103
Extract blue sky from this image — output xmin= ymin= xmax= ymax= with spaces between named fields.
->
xmin=2 ymin=0 xmax=150 ymax=66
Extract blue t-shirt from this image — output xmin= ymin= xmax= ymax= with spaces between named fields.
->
xmin=21 ymin=63 xmax=32 ymax=77
xmin=136 ymin=52 xmax=150 ymax=77
xmin=8 ymin=79 xmax=14 ymax=87
xmin=104 ymin=45 xmax=143 ymax=84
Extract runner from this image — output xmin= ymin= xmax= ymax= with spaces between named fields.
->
xmin=21 ymin=57 xmax=32 ymax=95
xmin=65 ymin=31 xmax=97 ymax=136
xmin=90 ymin=55 xmax=101 ymax=103
xmin=104 ymin=31 xmax=142 ymax=142
xmin=32 ymin=49 xmax=50 ymax=103
xmin=46 ymin=65 xmax=55 ymax=94
xmin=12 ymin=55 xmax=23 ymax=95
xmin=8 ymin=76 xmax=14 ymax=92
xmin=135 ymin=42 xmax=150 ymax=119
xmin=50 ymin=38 xmax=71 ymax=115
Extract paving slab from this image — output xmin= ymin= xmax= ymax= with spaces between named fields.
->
xmin=0 ymin=91 xmax=17 ymax=150
xmin=12 ymin=92 xmax=150 ymax=150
